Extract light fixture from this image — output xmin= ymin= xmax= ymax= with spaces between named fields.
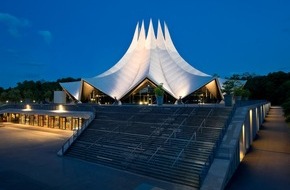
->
xmin=22 ymin=104 xmax=31 ymax=111
xmin=58 ymin=105 xmax=64 ymax=111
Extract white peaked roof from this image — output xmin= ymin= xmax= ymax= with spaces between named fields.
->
xmin=60 ymin=81 xmax=82 ymax=100
xmin=61 ymin=20 xmax=219 ymax=101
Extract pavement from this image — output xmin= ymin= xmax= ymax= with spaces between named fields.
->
xmin=1 ymin=106 xmax=289 ymax=190
xmin=0 ymin=123 xmax=190 ymax=190
xmin=225 ymin=106 xmax=290 ymax=190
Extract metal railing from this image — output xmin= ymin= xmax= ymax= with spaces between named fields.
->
xmin=145 ymin=107 xmax=189 ymax=164
xmin=197 ymin=108 xmax=214 ymax=133
xmin=185 ymin=131 xmax=197 ymax=148
xmin=57 ymin=113 xmax=95 ymax=156
xmin=147 ymin=146 xmax=162 ymax=163
xmin=171 ymin=148 xmax=185 ymax=167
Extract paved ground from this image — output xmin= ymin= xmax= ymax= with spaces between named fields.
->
xmin=226 ymin=106 xmax=290 ymax=190
xmin=2 ymin=106 xmax=288 ymax=190
xmin=0 ymin=123 xmax=190 ymax=190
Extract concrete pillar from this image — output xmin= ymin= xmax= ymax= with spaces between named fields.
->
xmin=249 ymin=109 xmax=253 ymax=144
xmin=239 ymin=124 xmax=246 ymax=161
xmin=252 ymin=108 xmax=258 ymax=135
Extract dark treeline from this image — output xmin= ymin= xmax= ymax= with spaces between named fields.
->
xmin=0 ymin=77 xmax=80 ymax=103
xmin=231 ymin=71 xmax=290 ymax=122
xmin=241 ymin=71 xmax=290 ymax=105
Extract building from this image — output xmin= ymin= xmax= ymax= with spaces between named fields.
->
xmin=0 ymin=104 xmax=94 ymax=130
xmin=60 ymin=20 xmax=223 ymax=104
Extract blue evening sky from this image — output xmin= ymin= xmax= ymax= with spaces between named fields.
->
xmin=0 ymin=0 xmax=289 ymax=88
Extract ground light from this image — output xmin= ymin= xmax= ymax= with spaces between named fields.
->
xmin=53 ymin=104 xmax=67 ymax=113
xmin=22 ymin=104 xmax=31 ymax=111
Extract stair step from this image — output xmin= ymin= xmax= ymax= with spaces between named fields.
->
xmin=65 ymin=106 xmax=233 ymax=189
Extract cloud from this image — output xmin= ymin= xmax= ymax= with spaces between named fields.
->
xmin=0 ymin=12 xmax=30 ymax=37
xmin=38 ymin=30 xmax=52 ymax=44
xmin=0 ymin=12 xmax=52 ymax=44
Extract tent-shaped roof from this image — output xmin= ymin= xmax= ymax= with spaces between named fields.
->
xmin=60 ymin=81 xmax=82 ymax=100
xmin=61 ymin=20 xmax=220 ymax=101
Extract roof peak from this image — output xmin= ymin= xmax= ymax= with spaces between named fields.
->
xmin=136 ymin=19 xmax=166 ymax=41
xmin=61 ymin=20 xmax=215 ymax=101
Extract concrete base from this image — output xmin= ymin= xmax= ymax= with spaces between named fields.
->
xmin=201 ymin=159 xmax=230 ymax=190
xmin=224 ymin=95 xmax=233 ymax=107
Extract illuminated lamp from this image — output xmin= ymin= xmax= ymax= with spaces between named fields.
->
xmin=58 ymin=105 xmax=65 ymax=111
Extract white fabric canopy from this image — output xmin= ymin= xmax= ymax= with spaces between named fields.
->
xmin=61 ymin=20 xmax=220 ymax=101
xmin=60 ymin=81 xmax=82 ymax=100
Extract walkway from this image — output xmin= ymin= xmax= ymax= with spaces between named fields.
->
xmin=0 ymin=123 xmax=189 ymax=190
xmin=226 ymin=106 xmax=290 ymax=190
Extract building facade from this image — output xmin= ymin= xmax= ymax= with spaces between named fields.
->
xmin=61 ymin=20 xmax=223 ymax=104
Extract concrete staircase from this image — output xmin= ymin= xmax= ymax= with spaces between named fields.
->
xmin=65 ymin=105 xmax=232 ymax=189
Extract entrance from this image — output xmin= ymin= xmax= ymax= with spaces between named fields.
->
xmin=141 ymin=94 xmax=153 ymax=105
xmin=48 ymin=116 xmax=54 ymax=128
xmin=72 ymin=118 xmax=80 ymax=130
xmin=60 ymin=117 xmax=66 ymax=130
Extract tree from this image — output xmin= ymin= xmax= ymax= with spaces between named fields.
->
xmin=44 ymin=91 xmax=52 ymax=102
xmin=0 ymin=77 xmax=80 ymax=103
xmin=244 ymin=71 xmax=290 ymax=105
xmin=0 ymin=92 xmax=8 ymax=103
xmin=222 ymin=80 xmax=235 ymax=95
xmin=7 ymin=89 xmax=21 ymax=103
xmin=23 ymin=90 xmax=34 ymax=102
xmin=282 ymin=99 xmax=290 ymax=122
xmin=222 ymin=80 xmax=243 ymax=95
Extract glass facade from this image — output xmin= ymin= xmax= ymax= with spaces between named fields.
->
xmin=85 ymin=78 xmax=222 ymax=105
xmin=1 ymin=112 xmax=83 ymax=130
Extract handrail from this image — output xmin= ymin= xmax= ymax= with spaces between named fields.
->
xmin=127 ymin=115 xmax=135 ymax=127
xmin=148 ymin=107 xmax=196 ymax=165
xmin=171 ymin=148 xmax=184 ymax=167
xmin=86 ymin=126 xmax=119 ymax=150
xmin=185 ymin=131 xmax=196 ymax=148
xmin=164 ymin=116 xmax=187 ymax=143
xmin=197 ymin=119 xmax=206 ymax=133
xmin=124 ymin=125 xmax=158 ymax=165
xmin=197 ymin=108 xmax=214 ymax=133
xmin=147 ymin=107 xmax=186 ymax=163
xmin=147 ymin=146 xmax=161 ymax=163
xmin=189 ymin=107 xmax=197 ymax=117
xmin=198 ymin=105 xmax=241 ymax=184
xmin=124 ymin=108 xmax=176 ymax=163
xmin=127 ymin=142 xmax=143 ymax=158
xmin=57 ymin=113 xmax=95 ymax=156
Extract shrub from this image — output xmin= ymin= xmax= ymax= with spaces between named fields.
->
xmin=154 ymin=84 xmax=164 ymax=96
xmin=282 ymin=100 xmax=290 ymax=123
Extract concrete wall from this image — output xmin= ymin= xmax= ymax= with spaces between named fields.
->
xmin=201 ymin=102 xmax=271 ymax=190
xmin=54 ymin=91 xmax=66 ymax=104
